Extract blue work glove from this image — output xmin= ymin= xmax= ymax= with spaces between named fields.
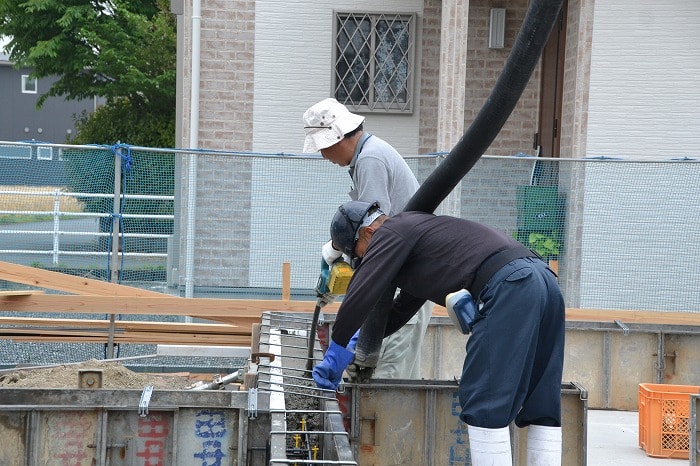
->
xmin=347 ymin=330 xmax=360 ymax=351
xmin=312 ymin=340 xmax=355 ymax=390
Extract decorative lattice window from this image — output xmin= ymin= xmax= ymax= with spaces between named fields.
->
xmin=334 ymin=12 xmax=415 ymax=113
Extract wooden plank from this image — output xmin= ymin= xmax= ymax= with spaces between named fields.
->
xmin=2 ymin=258 xmax=697 ymax=328
xmin=0 ymin=290 xmax=45 ymax=296
xmin=191 ymin=315 xmax=271 ymax=327
xmin=0 ymin=314 xmax=263 ymax=331
xmin=0 ymin=294 xmax=337 ymax=317
xmin=565 ymin=308 xmax=700 ymax=326
xmin=2 ymin=294 xmax=700 ymax=326
xmin=282 ymin=262 xmax=291 ymax=301
xmin=118 ymin=321 xmax=250 ymax=335
xmin=0 ymin=313 xmax=256 ymax=347
xmin=0 ymin=260 xmax=164 ymax=297
xmin=433 ymin=306 xmax=700 ymax=327
xmin=0 ymin=317 xmax=252 ymax=335
xmin=0 ymin=330 xmax=252 ymax=346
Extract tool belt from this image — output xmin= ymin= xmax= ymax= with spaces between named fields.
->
xmin=470 ymin=246 xmax=542 ymax=298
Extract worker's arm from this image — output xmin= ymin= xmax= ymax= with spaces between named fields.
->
xmin=331 ymin=225 xmax=411 ymax=346
xmin=384 ymin=291 xmax=427 ymax=336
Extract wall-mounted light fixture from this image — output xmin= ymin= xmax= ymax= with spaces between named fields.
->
xmin=489 ymin=8 xmax=506 ymax=49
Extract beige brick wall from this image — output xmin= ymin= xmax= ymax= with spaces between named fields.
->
xmin=180 ymin=0 xmax=256 ymax=151
xmin=419 ymin=0 xmax=541 ymax=156
xmin=464 ymin=0 xmax=540 ymax=157
xmin=418 ymin=0 xmax=442 ymax=154
xmin=561 ymin=0 xmax=593 ymax=161
xmin=177 ymin=0 xmax=257 ymax=288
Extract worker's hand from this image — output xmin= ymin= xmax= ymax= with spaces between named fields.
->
xmin=312 ymin=340 xmax=355 ymax=391
xmin=346 ymin=361 xmax=375 ymax=383
xmin=322 ymin=240 xmax=343 ymax=267
xmin=346 ymin=343 xmax=379 ymax=383
xmin=316 ymin=292 xmax=337 ymax=309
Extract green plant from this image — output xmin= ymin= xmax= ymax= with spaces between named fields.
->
xmin=527 ymin=231 xmax=561 ymax=260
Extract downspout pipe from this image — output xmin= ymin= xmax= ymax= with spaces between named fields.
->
xmin=184 ymin=0 xmax=201 ymax=299
xmin=403 ymin=0 xmax=565 ymax=214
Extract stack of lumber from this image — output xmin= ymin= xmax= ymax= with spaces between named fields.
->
xmin=1 ymin=261 xmax=698 ymax=346
xmin=0 ymin=261 xmax=335 ymax=346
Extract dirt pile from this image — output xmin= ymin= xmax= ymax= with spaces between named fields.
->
xmin=0 ymin=359 xmax=193 ymax=390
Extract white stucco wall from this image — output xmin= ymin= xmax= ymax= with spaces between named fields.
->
xmin=587 ymin=0 xmax=700 ymax=159
xmin=252 ymin=0 xmax=424 ymax=156
xmin=249 ymin=1 xmax=425 ymax=287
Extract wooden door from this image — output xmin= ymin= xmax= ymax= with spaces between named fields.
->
xmin=536 ymin=1 xmax=567 ymax=159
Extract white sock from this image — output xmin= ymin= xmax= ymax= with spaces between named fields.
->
xmin=467 ymin=424 xmax=512 ymax=465
xmin=527 ymin=425 xmax=562 ymax=466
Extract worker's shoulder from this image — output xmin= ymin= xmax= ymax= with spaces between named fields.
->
xmin=358 ymin=144 xmax=413 ymax=172
xmin=361 ymin=135 xmax=402 ymax=155
xmin=391 ymin=211 xmax=435 ymax=222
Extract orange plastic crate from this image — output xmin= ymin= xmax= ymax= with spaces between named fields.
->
xmin=638 ymin=383 xmax=700 ymax=459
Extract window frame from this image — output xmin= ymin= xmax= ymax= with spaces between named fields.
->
xmin=21 ymin=74 xmax=37 ymax=94
xmin=0 ymin=145 xmax=32 ymax=159
xmin=37 ymin=146 xmax=53 ymax=160
xmin=332 ymin=11 xmax=416 ymax=114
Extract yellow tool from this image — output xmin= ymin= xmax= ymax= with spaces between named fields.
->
xmin=306 ymin=258 xmax=354 ymax=373
xmin=327 ymin=260 xmax=353 ymax=296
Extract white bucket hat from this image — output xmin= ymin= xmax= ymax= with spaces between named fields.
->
xmin=302 ymin=98 xmax=365 ymax=153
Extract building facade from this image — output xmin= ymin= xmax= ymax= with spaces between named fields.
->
xmin=0 ymin=44 xmax=96 ymax=145
xmin=166 ymin=0 xmax=700 ymax=302
xmin=0 ymin=40 xmax=98 ymax=185
xmin=171 ymin=0 xmax=700 ymax=159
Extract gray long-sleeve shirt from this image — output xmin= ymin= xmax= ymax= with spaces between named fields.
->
xmin=332 ymin=211 xmax=522 ymax=346
xmin=347 ymin=134 xmax=419 ymax=214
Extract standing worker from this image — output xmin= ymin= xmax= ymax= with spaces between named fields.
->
xmin=313 ymin=201 xmax=565 ymax=465
xmin=302 ymin=97 xmax=433 ymax=380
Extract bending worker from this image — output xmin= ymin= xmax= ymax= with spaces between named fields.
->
xmin=303 ymin=97 xmax=433 ymax=379
xmin=313 ymin=201 xmax=565 ymax=465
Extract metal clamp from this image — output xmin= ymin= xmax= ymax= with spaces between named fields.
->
xmin=138 ymin=385 xmax=154 ymax=417
xmin=251 ymin=352 xmax=275 ymax=364
xmin=248 ymin=388 xmax=258 ymax=419
xmin=614 ymin=320 xmax=630 ymax=336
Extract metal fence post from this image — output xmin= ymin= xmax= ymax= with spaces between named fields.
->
xmin=106 ymin=145 xmax=123 ymax=359
xmin=52 ymin=189 xmax=60 ymax=265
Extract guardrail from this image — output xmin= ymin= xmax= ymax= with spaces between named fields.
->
xmin=0 ymin=189 xmax=174 ymax=266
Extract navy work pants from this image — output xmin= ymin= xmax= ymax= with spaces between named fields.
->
xmin=458 ymin=257 xmax=565 ymax=429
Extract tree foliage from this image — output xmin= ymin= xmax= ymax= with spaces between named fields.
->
xmin=0 ymin=0 xmax=175 ymax=108
xmin=0 ymin=0 xmax=176 ymax=146
xmin=71 ymin=98 xmax=175 ymax=147
xmin=1 ymin=0 xmax=177 ymax=238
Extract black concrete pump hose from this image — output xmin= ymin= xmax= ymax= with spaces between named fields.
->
xmin=353 ymin=0 xmax=566 ymax=377
xmin=405 ymin=0 xmax=565 ymax=214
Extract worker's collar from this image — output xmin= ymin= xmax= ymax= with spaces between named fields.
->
xmin=348 ymin=132 xmax=372 ymax=175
